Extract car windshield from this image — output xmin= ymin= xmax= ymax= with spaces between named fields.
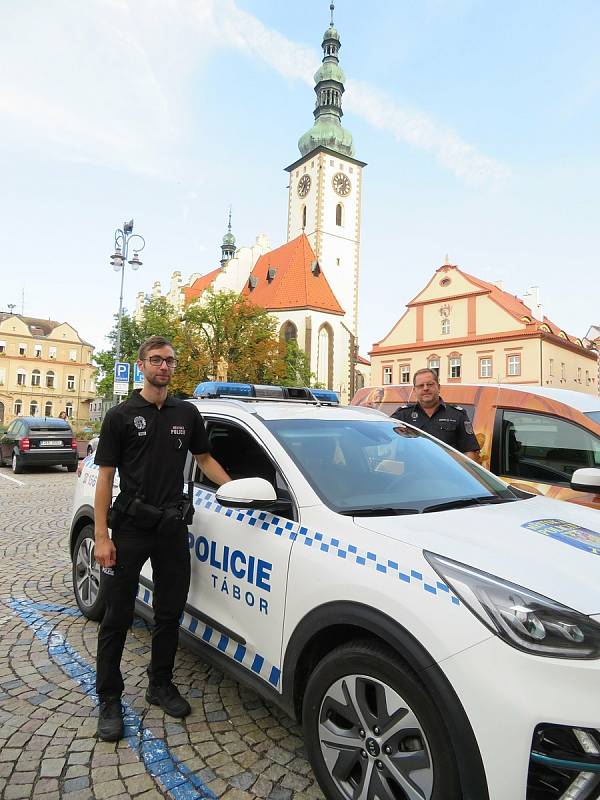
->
xmin=266 ymin=418 xmax=519 ymax=515
xmin=584 ymin=411 xmax=600 ymax=426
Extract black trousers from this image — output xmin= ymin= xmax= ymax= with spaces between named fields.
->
xmin=95 ymin=519 xmax=191 ymax=701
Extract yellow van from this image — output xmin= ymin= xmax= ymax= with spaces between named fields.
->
xmin=351 ymin=384 xmax=600 ymax=510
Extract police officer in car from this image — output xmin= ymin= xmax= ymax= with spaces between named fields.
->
xmin=392 ymin=368 xmax=480 ymax=460
xmin=93 ymin=335 xmax=230 ymax=742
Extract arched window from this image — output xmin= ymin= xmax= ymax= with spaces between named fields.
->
xmin=336 ymin=203 xmax=343 ymax=226
xmin=441 ymin=319 xmax=450 ymax=335
xmin=302 ymin=205 xmax=307 ymax=229
xmin=16 ymin=368 xmax=27 ymax=386
xmin=31 ymin=369 xmax=41 ymax=386
xmin=65 ymin=401 xmax=73 ymax=418
xmin=281 ymin=321 xmax=298 ymax=342
xmin=317 ymin=323 xmax=334 ymax=389
xmin=14 ymin=399 xmax=22 ymax=416
xmin=427 ymin=356 xmax=440 ymax=378
xmin=46 ymin=370 xmax=55 ymax=388
xmin=29 ymin=400 xmax=39 ymax=417
xmin=44 ymin=401 xmax=53 ymax=417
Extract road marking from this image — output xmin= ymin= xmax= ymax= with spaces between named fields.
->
xmin=6 ymin=598 xmax=217 ymax=800
xmin=0 ymin=472 xmax=24 ymax=486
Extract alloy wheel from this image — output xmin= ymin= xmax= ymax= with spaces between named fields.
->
xmin=74 ymin=536 xmax=101 ymax=608
xmin=318 ymin=673 xmax=434 ymax=800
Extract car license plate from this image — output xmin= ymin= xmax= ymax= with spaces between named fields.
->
xmin=40 ymin=440 xmax=63 ymax=447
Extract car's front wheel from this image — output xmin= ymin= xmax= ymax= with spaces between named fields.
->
xmin=302 ymin=640 xmax=461 ymax=800
xmin=12 ymin=453 xmax=24 ymax=474
xmin=72 ymin=525 xmax=106 ymax=620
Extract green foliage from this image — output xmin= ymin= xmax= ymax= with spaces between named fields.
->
xmin=281 ymin=339 xmax=314 ymax=386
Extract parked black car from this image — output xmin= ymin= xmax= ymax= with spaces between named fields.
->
xmin=0 ymin=417 xmax=78 ymax=474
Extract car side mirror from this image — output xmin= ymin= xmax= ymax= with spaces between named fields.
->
xmin=216 ymin=477 xmax=277 ymax=509
xmin=570 ymin=468 xmax=600 ymax=493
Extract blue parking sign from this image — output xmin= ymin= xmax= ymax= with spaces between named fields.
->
xmin=133 ymin=363 xmax=144 ymax=387
xmin=114 ymin=362 xmax=130 ymax=382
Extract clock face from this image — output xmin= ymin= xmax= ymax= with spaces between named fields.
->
xmin=332 ymin=172 xmax=351 ymax=197
xmin=297 ymin=174 xmax=311 ymax=198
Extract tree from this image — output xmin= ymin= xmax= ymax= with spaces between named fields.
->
xmin=281 ymin=339 xmax=314 ymax=387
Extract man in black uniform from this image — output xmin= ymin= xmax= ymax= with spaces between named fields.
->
xmin=93 ymin=335 xmax=230 ymax=742
xmin=392 ymin=368 xmax=480 ymax=460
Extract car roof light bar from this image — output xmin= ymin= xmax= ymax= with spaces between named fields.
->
xmin=192 ymin=381 xmax=340 ymax=405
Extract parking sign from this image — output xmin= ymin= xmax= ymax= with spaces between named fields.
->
xmin=133 ymin=363 xmax=144 ymax=388
xmin=114 ymin=362 xmax=130 ymax=395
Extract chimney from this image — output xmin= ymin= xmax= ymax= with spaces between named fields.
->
xmin=523 ymin=286 xmax=543 ymax=321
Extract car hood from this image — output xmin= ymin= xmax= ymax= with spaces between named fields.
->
xmin=353 ymin=496 xmax=600 ymax=614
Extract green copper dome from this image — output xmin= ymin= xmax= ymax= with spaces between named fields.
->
xmin=298 ymin=119 xmax=354 ymax=158
xmin=314 ymin=60 xmax=346 ymax=85
xmin=222 ymin=230 xmax=235 ymax=246
xmin=323 ymin=24 xmax=340 ymax=41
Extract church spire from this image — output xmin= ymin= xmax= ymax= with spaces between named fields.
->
xmin=220 ymin=207 xmax=236 ymax=266
xmin=298 ymin=2 xmax=355 ymax=158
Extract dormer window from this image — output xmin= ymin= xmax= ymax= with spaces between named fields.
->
xmin=248 ymin=276 xmax=258 ymax=290
xmin=267 ymin=267 xmax=277 ymax=283
xmin=311 ymin=260 xmax=321 ymax=276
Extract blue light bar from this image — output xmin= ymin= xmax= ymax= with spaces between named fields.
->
xmin=192 ymin=381 xmax=340 ymax=404
xmin=193 ymin=381 xmax=254 ymax=398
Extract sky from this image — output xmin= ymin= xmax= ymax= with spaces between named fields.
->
xmin=1 ymin=0 xmax=599 ymax=359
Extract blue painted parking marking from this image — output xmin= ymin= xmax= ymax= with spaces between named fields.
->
xmin=6 ymin=598 xmax=216 ymax=800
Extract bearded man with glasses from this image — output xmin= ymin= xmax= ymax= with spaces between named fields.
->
xmin=93 ymin=335 xmax=230 ymax=741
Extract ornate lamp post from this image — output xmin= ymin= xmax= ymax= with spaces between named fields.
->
xmin=109 ymin=220 xmax=145 ymax=364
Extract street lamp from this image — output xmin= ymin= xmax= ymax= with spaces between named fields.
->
xmin=110 ymin=219 xmax=145 ymax=365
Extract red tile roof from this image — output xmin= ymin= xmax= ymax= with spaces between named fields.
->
xmin=183 ymin=267 xmax=222 ymax=305
xmin=242 ymin=234 xmax=344 ymax=314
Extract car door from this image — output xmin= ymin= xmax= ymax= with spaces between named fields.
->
xmin=493 ymin=408 xmax=600 ymax=509
xmin=1 ymin=421 xmax=18 ymax=461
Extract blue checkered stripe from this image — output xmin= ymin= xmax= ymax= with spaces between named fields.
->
xmin=192 ymin=488 xmax=459 ymax=607
xmin=135 ymin=584 xmax=282 ymax=690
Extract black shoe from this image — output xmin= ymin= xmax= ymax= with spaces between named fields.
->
xmin=97 ymin=697 xmax=124 ymax=741
xmin=145 ymin=682 xmax=191 ymax=718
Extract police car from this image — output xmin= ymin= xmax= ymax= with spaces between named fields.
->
xmin=70 ymin=383 xmax=600 ymax=800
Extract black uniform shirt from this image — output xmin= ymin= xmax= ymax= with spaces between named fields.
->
xmin=392 ymin=399 xmax=480 ymax=454
xmin=95 ymin=390 xmax=209 ymax=506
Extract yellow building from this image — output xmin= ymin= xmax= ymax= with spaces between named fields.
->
xmin=0 ymin=314 xmax=96 ymax=425
xmin=370 ymin=264 xmax=598 ymax=393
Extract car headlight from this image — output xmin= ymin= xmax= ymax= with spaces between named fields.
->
xmin=424 ymin=552 xmax=600 ymax=659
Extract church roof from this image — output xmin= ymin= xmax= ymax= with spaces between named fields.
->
xmin=183 ymin=267 xmax=222 ymax=305
xmin=242 ymin=234 xmax=344 ymax=315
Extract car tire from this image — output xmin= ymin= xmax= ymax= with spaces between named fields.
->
xmin=12 ymin=453 xmax=24 ymax=474
xmin=302 ymin=639 xmax=461 ymax=800
xmin=72 ymin=525 xmax=106 ymax=621
xmin=67 ymin=463 xmax=77 ymax=473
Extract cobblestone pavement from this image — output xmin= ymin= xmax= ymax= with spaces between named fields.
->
xmin=0 ymin=469 xmax=324 ymax=800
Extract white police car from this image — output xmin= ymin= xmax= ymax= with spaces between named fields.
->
xmin=70 ymin=383 xmax=600 ymax=800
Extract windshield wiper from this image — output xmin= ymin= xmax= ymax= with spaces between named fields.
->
xmin=340 ymin=507 xmax=419 ymax=517
xmin=421 ymin=496 xmax=517 ymax=513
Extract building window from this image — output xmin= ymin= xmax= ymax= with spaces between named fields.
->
xmin=302 ymin=205 xmax=307 ymax=229
xmin=69 ymin=350 xmax=77 ymax=362
xmin=383 ymin=366 xmax=393 ymax=385
xmin=549 ymin=358 xmax=554 ymax=376
xmin=577 ymin=367 xmax=582 ymax=383
xmin=46 ymin=370 xmax=55 ymax=388
xmin=0 ymin=368 xmax=5 ymax=386
xmin=441 ymin=319 xmax=450 ymax=335
xmin=19 ymin=343 xmax=26 ymax=356
xmin=44 ymin=402 xmax=53 ymax=417
xmin=561 ymin=363 xmax=566 ymax=381
xmin=31 ymin=369 xmax=41 ymax=386
xmin=66 ymin=402 xmax=73 ymax=418
xmin=29 ymin=400 xmax=39 ymax=417
xmin=14 ymin=399 xmax=22 ymax=415
xmin=586 ymin=370 xmax=591 ymax=384
xmin=34 ymin=344 xmax=42 ymax=358
xmin=507 ymin=354 xmax=521 ymax=376
xmin=449 ymin=357 xmax=461 ymax=379
xmin=49 ymin=347 xmax=56 ymax=359
xmin=479 ymin=357 xmax=493 ymax=378
xmin=0 ymin=341 xmax=5 ymax=354
xmin=16 ymin=369 xmax=26 ymax=386
xmin=67 ymin=375 xmax=75 ymax=390
xmin=427 ymin=357 xmax=440 ymax=378
xmin=336 ymin=203 xmax=343 ymax=226
xmin=400 ymin=366 xmax=410 ymax=384
xmin=281 ymin=321 xmax=298 ymax=343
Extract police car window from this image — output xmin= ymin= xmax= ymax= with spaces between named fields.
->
xmin=501 ymin=410 xmax=600 ymax=484
xmin=266 ymin=418 xmax=514 ymax=514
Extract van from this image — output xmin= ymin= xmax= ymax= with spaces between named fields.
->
xmin=351 ymin=384 xmax=600 ymax=510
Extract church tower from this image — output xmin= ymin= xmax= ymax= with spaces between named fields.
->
xmin=220 ymin=208 xmax=236 ymax=266
xmin=285 ymin=3 xmax=366 ymax=336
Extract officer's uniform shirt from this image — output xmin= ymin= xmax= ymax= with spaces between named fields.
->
xmin=392 ymin=399 xmax=480 ymax=454
xmin=95 ymin=390 xmax=209 ymax=507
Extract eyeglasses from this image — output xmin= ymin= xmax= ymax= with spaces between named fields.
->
xmin=146 ymin=356 xmax=177 ymax=368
